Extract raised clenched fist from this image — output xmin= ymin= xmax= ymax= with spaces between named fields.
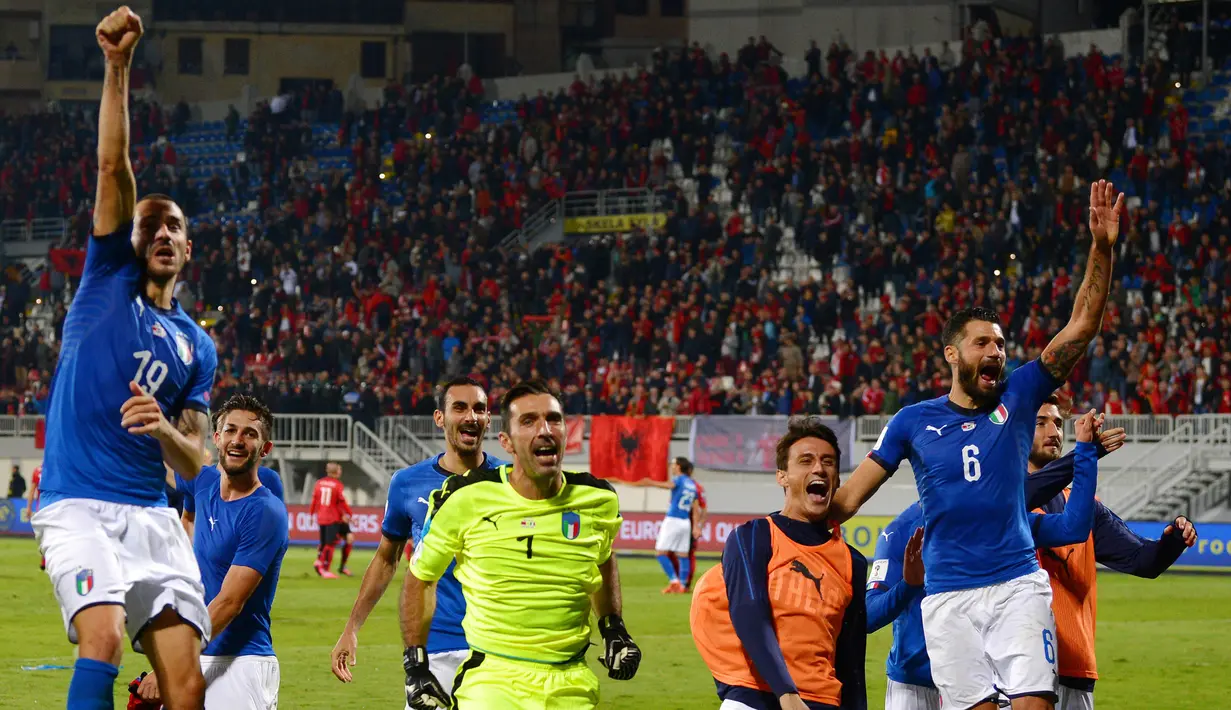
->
xmin=96 ymin=6 xmax=144 ymax=63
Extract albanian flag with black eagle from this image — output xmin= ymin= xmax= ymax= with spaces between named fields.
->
xmin=589 ymin=416 xmax=674 ymax=483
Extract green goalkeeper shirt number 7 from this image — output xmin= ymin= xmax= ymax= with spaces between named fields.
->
xmin=410 ymin=464 xmax=623 ymax=664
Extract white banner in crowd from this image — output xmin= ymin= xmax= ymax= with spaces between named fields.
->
xmin=688 ymin=416 xmax=857 ymax=473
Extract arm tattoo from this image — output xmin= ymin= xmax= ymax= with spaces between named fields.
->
xmin=1041 ymin=338 xmax=1086 ymax=382
xmin=177 ymin=409 xmax=210 ymax=442
xmin=1081 ymin=258 xmax=1104 ymax=314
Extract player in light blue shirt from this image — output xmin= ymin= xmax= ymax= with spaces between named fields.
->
xmin=868 ymin=411 xmax=1123 ymax=709
xmin=640 ymin=457 xmax=700 ymax=593
xmin=31 ymin=9 xmax=218 ymax=709
xmin=136 ymin=394 xmax=288 ymax=708
xmin=331 ymin=377 xmax=507 ymax=698
xmin=830 ymin=179 xmax=1124 ymax=710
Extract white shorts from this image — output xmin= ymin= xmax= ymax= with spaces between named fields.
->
xmin=1058 ymin=686 xmax=1094 ymax=710
xmin=202 ymin=655 xmax=279 ymax=709
xmin=920 ymin=568 xmax=1058 ymax=710
xmin=33 ymin=499 xmax=210 ymax=652
xmin=885 ymin=679 xmax=942 ymax=710
xmin=401 ymin=650 xmax=469 ymax=710
xmin=655 ymin=516 xmax=692 ymax=554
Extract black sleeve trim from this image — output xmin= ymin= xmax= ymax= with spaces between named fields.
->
xmin=866 ymin=452 xmax=898 ymax=476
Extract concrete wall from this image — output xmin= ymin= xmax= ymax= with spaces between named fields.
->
xmin=404 ymin=1 xmax=515 ymax=43
xmin=689 ymin=0 xmax=957 ymax=60
xmin=150 ymin=30 xmax=396 ymax=102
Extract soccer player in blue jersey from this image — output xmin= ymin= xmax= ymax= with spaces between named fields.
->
xmin=31 ymin=7 xmax=218 ymax=709
xmin=331 ymin=377 xmax=508 ymax=697
xmin=135 ymin=394 xmax=288 ymax=708
xmin=640 ymin=456 xmax=700 ymax=593
xmin=179 ymin=459 xmax=283 ymax=539
xmin=1028 ymin=399 xmax=1195 ymax=710
xmin=832 ymin=180 xmax=1125 ymax=710
xmin=868 ymin=408 xmax=1125 ymax=710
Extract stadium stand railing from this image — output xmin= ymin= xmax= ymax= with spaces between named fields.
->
xmin=502 ymin=199 xmax=564 ymax=251
xmin=1128 ymin=422 xmax=1231 ymax=522
xmin=381 ymin=420 xmax=443 ymax=464
xmin=0 ymin=415 xmax=43 ymax=438
xmin=502 ymin=187 xmax=664 ymax=251
xmin=351 ymin=420 xmax=408 ymax=486
xmin=0 ymin=218 xmax=68 ymax=243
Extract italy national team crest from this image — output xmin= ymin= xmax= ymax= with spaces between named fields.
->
xmin=989 ymin=403 xmax=1009 ymax=425
xmin=174 ymin=332 xmax=194 ymax=365
xmin=561 ymin=511 xmax=581 ymax=540
xmin=76 ymin=569 xmax=93 ymax=596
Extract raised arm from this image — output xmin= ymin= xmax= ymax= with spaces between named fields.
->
xmin=93 ymin=7 xmax=143 ymax=237
xmin=1026 ymin=425 xmax=1125 ymax=509
xmin=1039 ymin=180 xmax=1123 ymax=381
xmin=1030 ymin=440 xmax=1098 ymax=547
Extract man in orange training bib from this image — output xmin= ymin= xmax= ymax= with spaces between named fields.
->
xmin=691 ymin=416 xmax=866 ymax=710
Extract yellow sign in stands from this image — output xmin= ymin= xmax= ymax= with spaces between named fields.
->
xmin=563 ymin=213 xmax=666 ymax=234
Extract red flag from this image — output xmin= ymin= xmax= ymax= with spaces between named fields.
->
xmin=49 ymin=248 xmax=86 ymax=277
xmin=589 ymin=416 xmax=673 ymax=483
xmin=565 ymin=416 xmax=584 ymax=455
xmin=34 ymin=418 xmax=45 ymax=449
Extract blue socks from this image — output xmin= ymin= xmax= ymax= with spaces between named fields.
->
xmin=679 ymin=557 xmax=692 ymax=587
xmin=68 ymin=657 xmax=119 ymax=709
xmin=656 ymin=554 xmax=679 ymax=582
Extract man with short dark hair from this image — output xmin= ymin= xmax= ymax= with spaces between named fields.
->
xmin=1029 ymin=397 xmax=1197 ymax=710
xmin=833 ymin=182 xmax=1126 ymax=710
xmin=135 ymin=393 xmax=288 ymax=708
xmin=330 ymin=376 xmax=507 ymax=703
xmin=400 ymin=380 xmax=640 ymax=709
xmin=177 ymin=407 xmax=284 ymax=540
xmin=33 ymin=7 xmax=217 ymax=707
xmin=692 ymin=415 xmax=867 ymax=710
xmin=869 ymin=405 xmax=1122 ymax=710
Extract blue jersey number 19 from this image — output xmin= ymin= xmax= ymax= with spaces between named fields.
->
xmin=133 ymin=350 xmax=170 ymax=395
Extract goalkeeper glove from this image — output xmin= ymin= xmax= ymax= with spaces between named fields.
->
xmin=404 ymin=646 xmax=450 ymax=709
xmin=597 ymin=614 xmax=641 ymax=680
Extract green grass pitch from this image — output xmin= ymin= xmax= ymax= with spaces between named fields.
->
xmin=2 ymin=539 xmax=1228 ymax=708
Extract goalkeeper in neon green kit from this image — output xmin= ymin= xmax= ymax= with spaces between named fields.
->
xmin=399 ymin=380 xmax=642 ymax=708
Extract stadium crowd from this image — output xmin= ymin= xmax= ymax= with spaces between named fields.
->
xmin=2 ymin=29 xmax=1231 ymax=424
